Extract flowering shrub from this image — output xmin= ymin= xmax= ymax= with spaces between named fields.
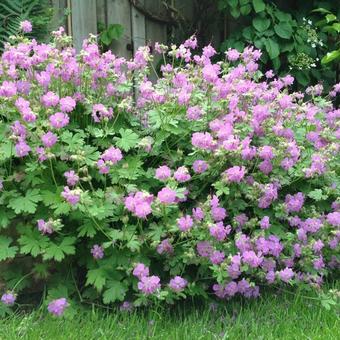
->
xmin=0 ymin=24 xmax=339 ymax=314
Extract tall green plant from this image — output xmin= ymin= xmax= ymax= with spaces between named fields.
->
xmin=0 ymin=0 xmax=52 ymax=50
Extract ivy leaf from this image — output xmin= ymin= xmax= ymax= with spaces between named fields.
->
xmin=274 ymin=22 xmax=293 ymax=39
xmin=107 ymin=24 xmax=124 ymax=40
xmin=103 ymin=280 xmax=127 ymax=304
xmin=264 ymin=38 xmax=280 ymax=59
xmin=0 ymin=236 xmax=18 ymax=261
xmin=42 ymin=237 xmax=76 ymax=262
xmin=116 ymin=128 xmax=139 ymax=151
xmin=252 ymin=0 xmax=265 ymax=13
xmin=253 ymin=17 xmax=271 ymax=32
xmin=8 ymin=189 xmax=42 ymax=214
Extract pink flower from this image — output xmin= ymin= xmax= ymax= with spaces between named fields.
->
xmin=138 ymin=276 xmax=161 ymax=295
xmin=278 ymin=268 xmax=294 ymax=283
xmin=20 ymin=20 xmax=32 ymax=33
xmin=47 ymin=298 xmax=69 ymax=316
xmin=192 ymin=160 xmax=208 ymax=174
xmin=92 ymin=104 xmax=113 ymax=122
xmin=91 ymin=244 xmax=104 ymax=259
xmin=210 ymin=250 xmax=225 ymax=265
xmin=133 ymin=263 xmax=149 ymax=279
xmin=285 ymin=192 xmax=305 ymax=213
xmin=225 ymin=166 xmax=246 ymax=183
xmin=1 ymin=292 xmax=16 ymax=305
xmin=64 ymin=170 xmax=79 ymax=186
xmin=157 ymin=187 xmax=176 ymax=204
xmin=41 ymin=131 xmax=58 ymax=148
xmin=15 ymin=141 xmax=31 ymax=157
xmin=124 ymin=192 xmax=153 ymax=218
xmin=196 ymin=241 xmax=213 ymax=257
xmin=60 ymin=96 xmax=76 ymax=112
xmin=169 ymin=276 xmax=187 ymax=292
xmin=37 ymin=219 xmax=53 ymax=234
xmin=174 ymin=166 xmax=191 ymax=183
xmin=327 ymin=212 xmax=340 ymax=226
xmin=49 ymin=112 xmax=69 ymax=129
xmin=157 ymin=239 xmax=174 ymax=255
xmin=260 ymin=216 xmax=270 ymax=229
xmin=177 ymin=215 xmax=193 ymax=232
xmin=155 ymin=165 xmax=171 ymax=180
xmin=61 ymin=186 xmax=80 ymax=205
xmin=41 ymin=92 xmax=59 ymax=107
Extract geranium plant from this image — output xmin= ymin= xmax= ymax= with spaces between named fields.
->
xmin=0 ymin=23 xmax=339 ymax=315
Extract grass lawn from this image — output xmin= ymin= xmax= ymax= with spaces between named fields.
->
xmin=0 ymin=287 xmax=339 ymax=340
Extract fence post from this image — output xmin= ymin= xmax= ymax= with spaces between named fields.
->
xmin=71 ymin=0 xmax=97 ymax=51
xmin=106 ymin=0 xmax=132 ymax=59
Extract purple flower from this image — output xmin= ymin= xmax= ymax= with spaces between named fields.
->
xmin=124 ymin=192 xmax=153 ymax=219
xmin=209 ymin=222 xmax=230 ymax=241
xmin=1 ymin=292 xmax=16 ymax=305
xmin=15 ymin=141 xmax=31 ymax=157
xmin=49 ymin=112 xmax=69 ymax=129
xmin=258 ymin=146 xmax=274 ymax=160
xmin=138 ymin=276 xmax=161 ymax=295
xmin=196 ymin=241 xmax=213 ymax=257
xmin=133 ymin=263 xmax=149 ymax=279
xmin=327 ymin=212 xmax=340 ymax=226
xmin=242 ymin=250 xmax=263 ymax=268
xmin=285 ymin=192 xmax=305 ymax=213
xmin=47 ymin=298 xmax=69 ymax=316
xmin=157 ymin=239 xmax=174 ymax=255
xmin=258 ymin=160 xmax=273 ymax=175
xmin=278 ymin=268 xmax=294 ymax=283
xmin=174 ymin=166 xmax=191 ymax=183
xmin=187 ymin=106 xmax=202 ymax=120
xmin=37 ymin=219 xmax=53 ymax=234
xmin=211 ymin=206 xmax=227 ymax=222
xmin=177 ymin=215 xmax=193 ymax=232
xmin=120 ymin=301 xmax=133 ymax=312
xmin=92 ymin=104 xmax=113 ymax=122
xmin=61 ymin=186 xmax=80 ymax=205
xmin=191 ymin=132 xmax=214 ymax=150
xmin=313 ymin=257 xmax=325 ymax=270
xmin=169 ymin=276 xmax=187 ymax=292
xmin=91 ymin=244 xmax=104 ymax=259
xmin=20 ymin=20 xmax=32 ymax=33
xmin=192 ymin=207 xmax=204 ymax=221
xmin=192 ymin=160 xmax=208 ymax=174
xmin=157 ymin=187 xmax=176 ymax=204
xmin=42 ymin=91 xmax=59 ymax=107
xmin=260 ymin=216 xmax=270 ymax=229
xmin=101 ymin=147 xmax=123 ymax=164
xmin=225 ymin=166 xmax=246 ymax=183
xmin=155 ymin=165 xmax=171 ymax=180
xmin=64 ymin=170 xmax=79 ymax=186
xmin=60 ymin=96 xmax=76 ymax=112
xmin=41 ymin=131 xmax=58 ymax=148
xmin=210 ymin=250 xmax=225 ymax=265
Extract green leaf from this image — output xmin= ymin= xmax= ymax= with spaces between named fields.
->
xmin=252 ymin=0 xmax=265 ymax=13
xmin=103 ymin=280 xmax=127 ymax=304
xmin=308 ymin=189 xmax=328 ymax=201
xmin=18 ymin=228 xmax=49 ymax=257
xmin=100 ymin=31 xmax=111 ymax=46
xmin=42 ymin=237 xmax=76 ymax=262
xmin=107 ymin=24 xmax=124 ymax=40
xmin=253 ymin=17 xmax=271 ymax=32
xmin=274 ymin=22 xmax=293 ymax=39
xmin=77 ymin=220 xmax=97 ymax=238
xmin=8 ymin=189 xmax=42 ymax=214
xmin=86 ymin=268 xmax=107 ymax=291
xmin=240 ymin=4 xmax=251 ymax=15
xmin=0 ymin=236 xmax=17 ymax=261
xmin=116 ymin=128 xmax=139 ymax=151
xmin=325 ymin=14 xmax=337 ymax=23
xmin=264 ymin=38 xmax=280 ymax=59
xmin=321 ymin=50 xmax=340 ymax=64
xmin=295 ymin=71 xmax=310 ymax=86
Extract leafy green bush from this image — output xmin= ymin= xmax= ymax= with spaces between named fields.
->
xmin=217 ymin=0 xmax=339 ymax=89
xmin=0 ymin=25 xmax=339 ymax=316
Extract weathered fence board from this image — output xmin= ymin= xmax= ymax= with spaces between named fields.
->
xmin=71 ymin=0 xmax=97 ymax=51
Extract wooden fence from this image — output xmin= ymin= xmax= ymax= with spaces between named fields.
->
xmin=50 ymin=0 xmax=195 ymax=59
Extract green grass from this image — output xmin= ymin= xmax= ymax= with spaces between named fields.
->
xmin=0 ymin=289 xmax=339 ymax=340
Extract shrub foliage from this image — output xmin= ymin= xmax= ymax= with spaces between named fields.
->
xmin=0 ymin=27 xmax=339 ymax=312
